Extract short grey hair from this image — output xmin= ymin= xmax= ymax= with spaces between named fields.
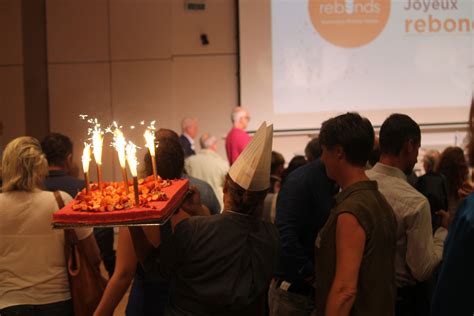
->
xmin=2 ymin=136 xmax=48 ymax=192
xmin=200 ymin=133 xmax=217 ymax=149
xmin=181 ymin=118 xmax=197 ymax=131
xmin=231 ymin=107 xmax=247 ymax=123
xmin=423 ymin=149 xmax=440 ymax=173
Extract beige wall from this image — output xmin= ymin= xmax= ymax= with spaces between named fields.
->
xmin=0 ymin=0 xmax=25 ymax=151
xmin=46 ymin=0 xmax=238 ymax=181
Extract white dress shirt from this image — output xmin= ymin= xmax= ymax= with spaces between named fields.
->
xmin=366 ymin=163 xmax=447 ymax=287
xmin=185 ymin=149 xmax=229 ymax=209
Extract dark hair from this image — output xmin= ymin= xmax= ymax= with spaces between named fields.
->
xmin=271 ymin=151 xmax=285 ymax=175
xmin=436 ymin=146 xmax=468 ymax=199
xmin=143 ymin=129 xmax=184 ymax=180
xmin=319 ymin=112 xmax=374 ymax=167
xmin=41 ymin=133 xmax=73 ymax=167
xmin=305 ymin=138 xmax=321 ymax=162
xmin=225 ymin=175 xmax=267 ymax=215
xmin=281 ymin=155 xmax=307 ymax=184
xmin=379 ymin=114 xmax=421 ymax=156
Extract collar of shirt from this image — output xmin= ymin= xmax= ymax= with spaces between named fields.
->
xmin=335 ymin=180 xmax=378 ymax=204
xmin=371 ymin=162 xmax=407 ymax=182
xmin=183 ymin=133 xmax=195 ymax=150
xmin=48 ymin=169 xmax=67 ymax=177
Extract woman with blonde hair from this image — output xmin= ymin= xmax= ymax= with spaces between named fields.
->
xmin=0 ymin=136 xmax=100 ymax=316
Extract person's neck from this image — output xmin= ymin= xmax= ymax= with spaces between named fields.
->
xmin=378 ymin=155 xmax=406 ymax=174
xmin=233 ymin=123 xmax=245 ymax=130
xmin=338 ymin=167 xmax=369 ymax=190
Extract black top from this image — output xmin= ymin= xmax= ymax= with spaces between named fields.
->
xmin=415 ymin=171 xmax=448 ymax=231
xmin=274 ymin=159 xmax=336 ymax=283
xmin=180 ymin=135 xmax=196 ymax=158
xmin=43 ymin=169 xmax=85 ymax=198
xmin=143 ymin=211 xmax=279 ymax=316
xmin=315 ymin=181 xmax=397 ymax=316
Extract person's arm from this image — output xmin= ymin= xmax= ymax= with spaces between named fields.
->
xmin=94 ymin=228 xmax=137 ymax=316
xmin=326 ymin=213 xmax=365 ymax=316
xmin=181 ymin=186 xmax=211 ymax=216
xmin=405 ymin=200 xmax=446 ymax=282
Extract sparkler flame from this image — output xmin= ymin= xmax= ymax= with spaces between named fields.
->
xmin=144 ymin=129 xmax=156 ymax=157
xmin=126 ymin=142 xmax=138 ymax=177
xmin=114 ymin=129 xmax=127 ymax=168
xmin=81 ymin=143 xmax=91 ymax=173
xmin=92 ymin=126 xmax=103 ymax=165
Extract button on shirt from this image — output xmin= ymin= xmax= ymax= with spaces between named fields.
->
xmin=366 ymin=163 xmax=447 ymax=287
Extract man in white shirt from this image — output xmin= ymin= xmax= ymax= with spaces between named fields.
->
xmin=366 ymin=114 xmax=449 ymax=316
xmin=185 ymin=133 xmax=229 ymax=210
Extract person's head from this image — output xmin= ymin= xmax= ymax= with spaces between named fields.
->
xmin=423 ymin=149 xmax=440 ymax=174
xmin=281 ymin=155 xmax=307 ymax=184
xmin=144 ymin=129 xmax=184 ymax=179
xmin=41 ymin=133 xmax=74 ymax=170
xmin=379 ymin=114 xmax=421 ymax=174
xmin=2 ymin=136 xmax=48 ymax=192
xmin=436 ymin=146 xmax=468 ymax=198
xmin=271 ymin=151 xmax=285 ymax=177
xmin=368 ymin=136 xmax=381 ymax=167
xmin=199 ymin=133 xmax=218 ymax=152
xmin=305 ymin=137 xmax=321 ymax=162
xmin=181 ymin=118 xmax=198 ymax=139
xmin=223 ymin=175 xmax=267 ymax=216
xmin=319 ymin=112 xmax=374 ymax=183
xmin=231 ymin=107 xmax=250 ymax=130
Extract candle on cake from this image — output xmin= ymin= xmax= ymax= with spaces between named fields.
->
xmin=126 ymin=141 xmax=140 ymax=207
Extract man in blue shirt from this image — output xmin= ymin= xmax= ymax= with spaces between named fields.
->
xmin=41 ymin=133 xmax=116 ymax=277
xmin=269 ymin=158 xmax=336 ymax=315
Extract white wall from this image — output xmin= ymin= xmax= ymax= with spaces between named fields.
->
xmin=46 ymin=0 xmax=238 ymax=181
xmin=0 ymin=0 xmax=25 ymax=152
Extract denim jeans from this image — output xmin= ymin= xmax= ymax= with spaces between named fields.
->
xmin=0 ymin=300 xmax=73 ymax=316
xmin=268 ymin=279 xmax=316 ymax=316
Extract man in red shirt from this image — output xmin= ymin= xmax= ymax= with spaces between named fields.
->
xmin=225 ymin=107 xmax=251 ymax=165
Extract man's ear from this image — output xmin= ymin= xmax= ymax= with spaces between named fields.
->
xmin=405 ymin=139 xmax=417 ymax=154
xmin=334 ymin=145 xmax=344 ymax=160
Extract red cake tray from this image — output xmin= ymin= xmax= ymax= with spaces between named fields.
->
xmin=52 ymin=178 xmax=189 ymax=228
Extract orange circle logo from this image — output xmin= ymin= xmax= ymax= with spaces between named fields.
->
xmin=309 ymin=0 xmax=390 ymax=48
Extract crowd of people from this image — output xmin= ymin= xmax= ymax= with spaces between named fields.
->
xmin=0 ymin=104 xmax=473 ymax=316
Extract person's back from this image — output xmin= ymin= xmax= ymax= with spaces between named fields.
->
xmin=185 ymin=148 xmax=229 ymax=209
xmin=316 ymin=181 xmax=397 ymax=316
xmin=415 ymin=171 xmax=448 ymax=231
xmin=0 ymin=190 xmax=74 ymax=308
xmin=431 ymin=192 xmax=474 ymax=316
xmin=157 ymin=212 xmax=279 ymax=315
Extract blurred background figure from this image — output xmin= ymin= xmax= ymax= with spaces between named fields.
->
xmin=281 ymin=155 xmax=307 ymax=186
xmin=226 ymin=107 xmax=251 ymax=165
xmin=185 ymin=133 xmax=229 ymax=210
xmin=179 ymin=118 xmax=198 ymax=158
xmin=42 ymin=132 xmax=116 ymax=278
xmin=270 ymin=151 xmax=285 ymax=194
xmin=415 ymin=149 xmax=448 ymax=231
xmin=436 ymin=146 xmax=469 ymax=218
xmin=304 ymin=137 xmax=321 ymax=163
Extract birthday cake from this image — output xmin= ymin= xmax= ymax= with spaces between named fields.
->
xmin=53 ymin=176 xmax=189 ymax=226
